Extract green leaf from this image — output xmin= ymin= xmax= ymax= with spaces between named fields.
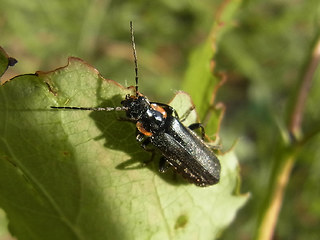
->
xmin=0 ymin=58 xmax=247 ymax=240
xmin=0 ymin=47 xmax=10 ymax=78
xmin=182 ymin=0 xmax=242 ymax=137
xmin=0 ymin=209 xmax=10 ymax=239
xmin=0 ymin=47 xmax=17 ymax=79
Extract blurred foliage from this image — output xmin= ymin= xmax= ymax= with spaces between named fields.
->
xmin=1 ymin=0 xmax=320 ymax=239
xmin=0 ymin=0 xmax=221 ymax=100
xmin=215 ymin=1 xmax=320 ymax=239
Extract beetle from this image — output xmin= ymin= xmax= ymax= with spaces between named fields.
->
xmin=51 ymin=21 xmax=221 ymax=187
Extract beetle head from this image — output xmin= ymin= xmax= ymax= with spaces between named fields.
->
xmin=121 ymin=95 xmax=150 ymax=120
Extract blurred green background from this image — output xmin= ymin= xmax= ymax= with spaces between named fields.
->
xmin=1 ymin=0 xmax=320 ymax=239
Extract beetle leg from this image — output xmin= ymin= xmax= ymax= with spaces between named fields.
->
xmin=139 ymin=137 xmax=157 ymax=164
xmin=188 ymin=123 xmax=205 ymax=140
xmin=136 ymin=131 xmax=145 ymax=142
xmin=140 ymin=137 xmax=151 ymax=148
xmin=159 ymin=157 xmax=171 ymax=173
xmin=207 ymin=143 xmax=221 ymax=150
xmin=179 ymin=106 xmax=195 ymax=122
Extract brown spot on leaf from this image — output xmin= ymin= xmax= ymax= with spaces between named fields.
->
xmin=174 ymin=214 xmax=188 ymax=230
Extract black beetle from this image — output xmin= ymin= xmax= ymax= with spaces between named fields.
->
xmin=51 ymin=21 xmax=221 ymax=187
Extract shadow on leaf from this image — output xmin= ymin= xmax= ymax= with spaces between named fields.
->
xmin=89 ymin=94 xmax=188 ymax=187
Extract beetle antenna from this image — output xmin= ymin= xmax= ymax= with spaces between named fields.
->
xmin=50 ymin=106 xmax=128 ymax=111
xmin=130 ymin=21 xmax=139 ymax=97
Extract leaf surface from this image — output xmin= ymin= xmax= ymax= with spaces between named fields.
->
xmin=0 ymin=58 xmax=247 ymax=240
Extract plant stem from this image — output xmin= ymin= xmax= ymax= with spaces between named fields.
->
xmin=255 ymin=32 xmax=320 ymax=240
xmin=289 ymin=36 xmax=320 ymax=135
xmin=256 ymin=155 xmax=294 ymax=240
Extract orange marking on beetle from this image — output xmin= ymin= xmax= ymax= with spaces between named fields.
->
xmin=136 ymin=121 xmax=153 ymax=136
xmin=128 ymin=92 xmax=144 ymax=99
xmin=151 ymin=104 xmax=167 ymax=118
